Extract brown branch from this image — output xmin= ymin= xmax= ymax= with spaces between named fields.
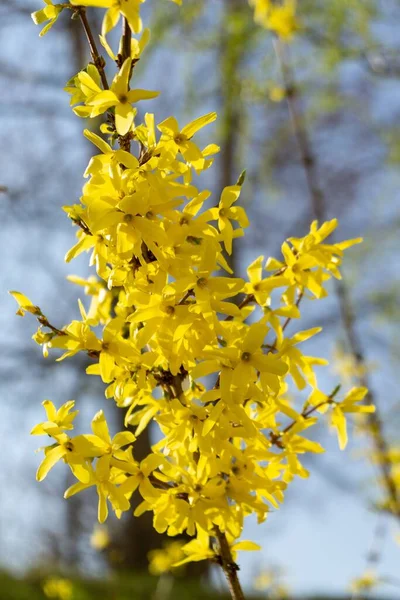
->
xmin=72 ymin=217 xmax=92 ymax=236
xmin=274 ymin=37 xmax=400 ymax=519
xmin=270 ymin=385 xmax=340 ymax=447
xmin=263 ymin=289 xmax=304 ymax=355
xmin=214 ymin=527 xmax=246 ymax=600
xmin=37 ymin=314 xmax=66 ymax=337
xmin=76 ymin=8 xmax=109 ymax=90
xmin=118 ymin=17 xmax=132 ymax=152
xmin=273 ymin=38 xmax=324 ymax=222
xmin=351 ymin=518 xmax=387 ymax=600
xmin=121 ymin=17 xmax=132 ymax=64
xmin=224 ymin=294 xmax=254 ymax=322
xmin=178 ymin=289 xmax=194 ymax=305
xmin=282 ymin=289 xmax=303 ymax=332
xmin=336 ymin=280 xmax=400 ymax=518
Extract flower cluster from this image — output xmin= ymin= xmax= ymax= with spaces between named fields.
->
xmin=249 ymin=0 xmax=298 ymax=39
xmin=17 ymin=0 xmax=374 ymax=570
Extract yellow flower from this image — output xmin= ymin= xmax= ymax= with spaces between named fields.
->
xmin=350 ymin=570 xmax=378 ymax=593
xmin=269 ymin=85 xmax=286 ymax=102
xmin=249 ymin=0 xmax=298 ymax=40
xmin=148 ymin=541 xmax=185 ymax=575
xmin=73 ymin=409 xmax=135 ymax=457
xmin=69 ymin=0 xmax=145 ymax=35
xmin=9 ymin=291 xmax=41 ymax=317
xmin=206 ymin=186 xmax=249 ymax=255
xmin=43 ymin=577 xmax=73 ymax=600
xmin=64 ymin=457 xmax=130 ymax=523
xmin=173 ymin=528 xmax=260 ymax=567
xmin=266 ymin=0 xmax=298 ymax=40
xmin=331 ymin=387 xmax=374 ymax=450
xmin=84 ymin=58 xmax=159 ymax=134
xmin=266 ymin=219 xmax=362 ymax=298
xmin=244 ymin=256 xmax=288 ymax=305
xmin=31 ymin=0 xmax=64 ymax=36
xmin=36 ymin=432 xmax=90 ymax=483
xmin=31 ymin=400 xmax=78 ymax=437
xmin=173 ymin=527 xmax=215 ymax=566
xmin=157 ymin=112 xmax=217 ymax=166
xmin=100 ymin=26 xmax=150 ymax=62
xmin=90 ymin=524 xmax=110 ymax=550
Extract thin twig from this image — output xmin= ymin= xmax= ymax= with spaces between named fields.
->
xmin=224 ymin=294 xmax=254 ymax=322
xmin=121 ymin=17 xmax=132 ymax=64
xmin=336 ymin=281 xmax=400 ymax=517
xmin=37 ymin=315 xmax=66 ymax=337
xmin=178 ymin=289 xmax=194 ymax=305
xmin=351 ymin=518 xmax=387 ymax=600
xmin=77 ymin=8 xmax=109 ymax=90
xmin=273 ymin=38 xmax=324 ymax=221
xmin=270 ymin=386 xmax=340 ymax=447
xmin=274 ymin=37 xmax=400 ymax=518
xmin=118 ymin=17 xmax=132 ymax=151
xmin=282 ymin=290 xmax=303 ymax=332
xmin=214 ymin=527 xmax=246 ymax=600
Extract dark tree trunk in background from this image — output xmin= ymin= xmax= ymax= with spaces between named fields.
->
xmin=112 ymin=421 xmax=163 ymax=571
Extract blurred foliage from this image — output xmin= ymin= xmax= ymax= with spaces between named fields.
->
xmin=0 ymin=570 xmax=391 ymax=600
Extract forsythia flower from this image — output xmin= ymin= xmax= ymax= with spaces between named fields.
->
xmin=43 ymin=577 xmax=73 ymax=600
xmin=254 ymin=567 xmax=290 ymax=599
xmin=249 ymin=0 xmax=298 ymax=39
xmin=157 ymin=112 xmax=217 ymax=167
xmin=332 ymin=345 xmax=372 ymax=383
xmin=69 ymin=0 xmax=145 ymax=36
xmin=174 ymin=528 xmax=260 ymax=566
xmin=31 ymin=0 xmax=64 ymax=36
xmin=148 ymin=540 xmax=186 ymax=575
xmin=91 ymin=524 xmax=110 ymax=550
xmin=31 ymin=399 xmax=78 ymax=436
xmin=330 ymin=387 xmax=374 ymax=450
xmin=9 ymin=291 xmax=41 ymax=316
xmin=23 ymin=0 xmax=371 ymax=571
xmin=350 ymin=570 xmax=378 ymax=593
xmin=68 ymin=58 xmax=159 ymax=134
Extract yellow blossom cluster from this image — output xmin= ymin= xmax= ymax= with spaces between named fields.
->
xmin=43 ymin=577 xmax=73 ymax=600
xmin=15 ymin=0 xmax=374 ymax=570
xmin=248 ymin=0 xmax=298 ymax=39
xmin=147 ymin=540 xmax=186 ymax=575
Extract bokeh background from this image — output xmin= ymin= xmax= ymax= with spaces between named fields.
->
xmin=1 ymin=0 xmax=400 ymax=598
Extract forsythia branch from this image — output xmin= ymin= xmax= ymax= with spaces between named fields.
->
xmin=76 ymin=7 xmax=109 ymax=90
xmin=17 ymin=4 xmax=374 ymax=599
xmin=274 ymin=34 xmax=400 ymax=519
xmin=215 ymin=528 xmax=246 ymax=600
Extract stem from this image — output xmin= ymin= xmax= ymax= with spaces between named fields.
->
xmin=273 ymin=38 xmax=323 ymax=221
xmin=214 ymin=528 xmax=246 ymax=600
xmin=270 ymin=386 xmax=340 ymax=447
xmin=224 ymin=294 xmax=254 ymax=322
xmin=121 ymin=17 xmax=132 ymax=64
xmin=77 ymin=8 xmax=109 ymax=90
xmin=274 ymin=36 xmax=400 ymax=519
xmin=37 ymin=314 xmax=66 ymax=337
xmin=336 ymin=280 xmax=400 ymax=518
xmin=178 ymin=289 xmax=194 ymax=305
xmin=281 ymin=289 xmax=303 ymax=332
xmin=264 ymin=290 xmax=303 ymax=355
xmin=351 ymin=518 xmax=387 ymax=600
xmin=118 ymin=17 xmax=132 ymax=152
